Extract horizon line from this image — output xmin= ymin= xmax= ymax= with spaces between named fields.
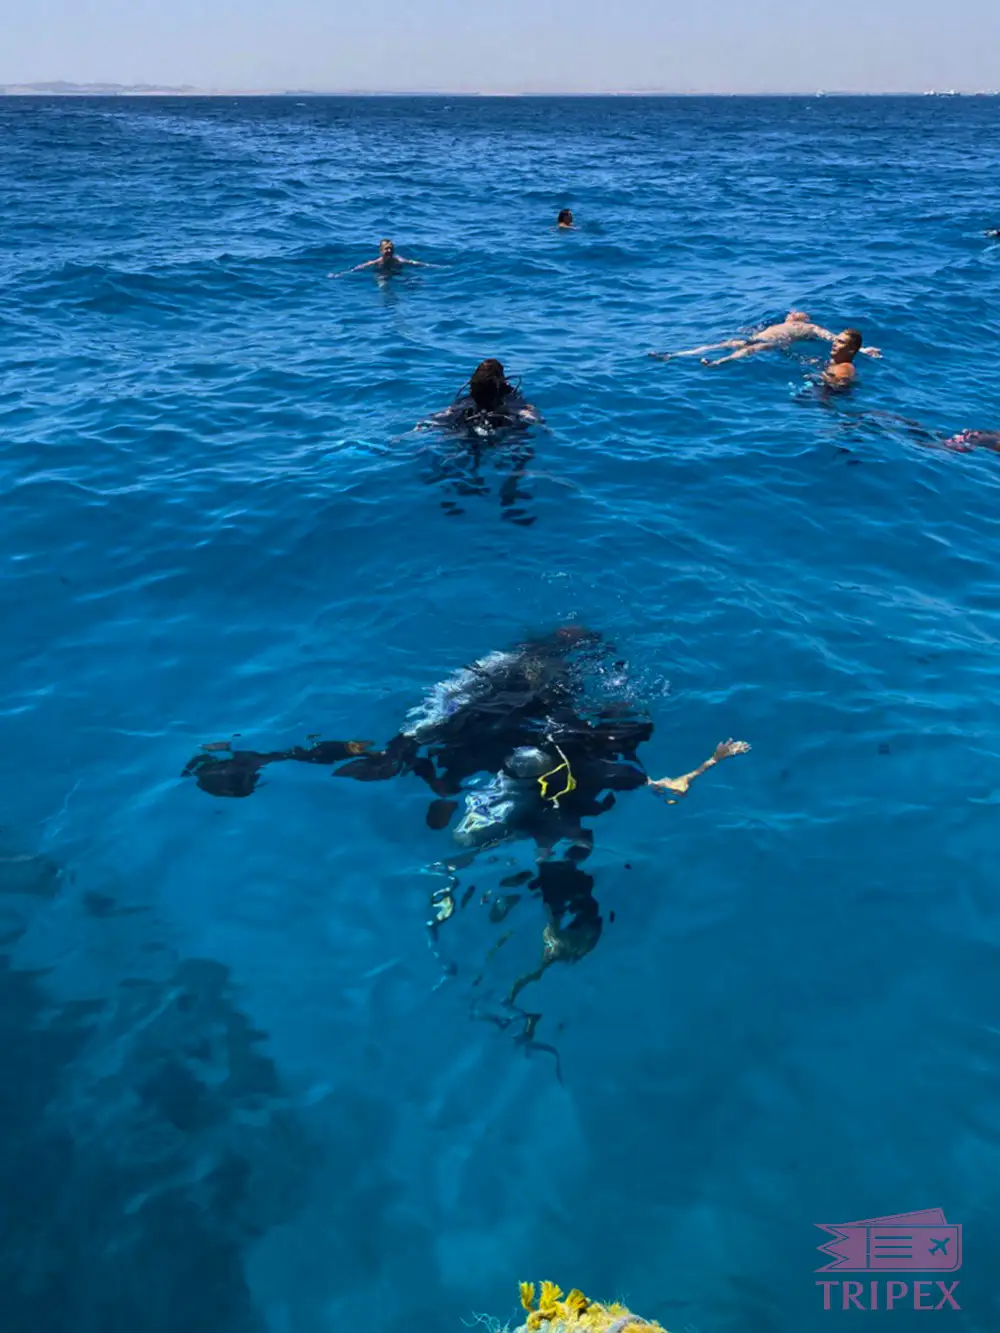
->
xmin=2 ymin=84 xmax=999 ymax=99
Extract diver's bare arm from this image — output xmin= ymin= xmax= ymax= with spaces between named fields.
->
xmin=648 ymin=739 xmax=750 ymax=799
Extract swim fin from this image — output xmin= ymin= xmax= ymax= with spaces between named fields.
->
xmin=333 ymin=752 xmax=404 ymax=782
xmin=289 ymin=740 xmax=374 ymax=764
xmin=183 ymin=752 xmax=267 ymax=798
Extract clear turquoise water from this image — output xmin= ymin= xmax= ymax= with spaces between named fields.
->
xmin=2 ymin=95 xmax=1000 ymax=1331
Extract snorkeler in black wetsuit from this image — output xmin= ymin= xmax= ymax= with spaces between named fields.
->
xmin=182 ymin=627 xmax=749 ymax=1057
xmin=422 ymin=359 xmax=541 ymax=435
xmin=418 ymin=359 xmax=542 ymax=525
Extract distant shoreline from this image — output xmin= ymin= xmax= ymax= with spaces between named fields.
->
xmin=2 ymin=86 xmax=999 ymax=99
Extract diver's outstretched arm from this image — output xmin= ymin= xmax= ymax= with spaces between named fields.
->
xmin=648 ymin=738 xmax=750 ymax=802
xmin=650 ymin=339 xmax=743 ymax=361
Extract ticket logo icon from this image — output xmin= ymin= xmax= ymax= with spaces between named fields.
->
xmin=816 ymin=1210 xmax=962 ymax=1273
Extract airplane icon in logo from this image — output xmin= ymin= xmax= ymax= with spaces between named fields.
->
xmin=816 ymin=1210 xmax=962 ymax=1272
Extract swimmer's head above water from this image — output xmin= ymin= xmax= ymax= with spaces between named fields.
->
xmin=822 ymin=328 xmax=864 ymax=388
xmin=830 ymin=328 xmax=863 ymax=361
xmin=469 ymin=358 xmax=512 ymax=411
xmin=557 ymin=209 xmax=574 ymax=229
xmin=379 ymin=238 xmax=396 ymax=261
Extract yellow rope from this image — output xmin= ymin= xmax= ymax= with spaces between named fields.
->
xmin=537 ymin=743 xmax=577 ymax=807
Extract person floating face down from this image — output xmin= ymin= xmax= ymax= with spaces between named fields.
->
xmin=328 ymin=237 xmax=428 ymax=278
xmin=181 ymin=627 xmax=750 ymax=1060
xmin=651 ymin=310 xmax=881 ymax=366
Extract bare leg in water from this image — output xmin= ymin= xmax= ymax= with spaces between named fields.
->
xmin=649 ymin=339 xmax=746 ymax=361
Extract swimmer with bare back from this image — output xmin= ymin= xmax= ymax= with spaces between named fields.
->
xmin=651 ymin=310 xmax=881 ymax=365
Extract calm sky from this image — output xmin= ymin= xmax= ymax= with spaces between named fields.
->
xmin=3 ymin=0 xmax=998 ymax=94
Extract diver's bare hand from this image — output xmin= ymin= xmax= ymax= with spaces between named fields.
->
xmin=714 ymin=739 xmax=751 ymax=761
xmin=649 ymin=775 xmax=690 ymax=798
xmin=649 ymin=738 xmax=750 ymax=803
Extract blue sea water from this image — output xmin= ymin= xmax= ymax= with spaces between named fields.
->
xmin=2 ymin=93 xmax=1000 ymax=1332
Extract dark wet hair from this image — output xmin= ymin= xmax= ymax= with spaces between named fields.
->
xmin=557 ymin=209 xmax=573 ymax=226
xmin=469 ymin=358 xmax=509 ymax=411
xmin=841 ymin=329 xmax=863 ymax=354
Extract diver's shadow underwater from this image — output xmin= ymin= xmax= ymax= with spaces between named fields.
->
xmin=182 ymin=627 xmax=750 ymax=1074
xmin=425 ymin=435 xmax=537 ymax=527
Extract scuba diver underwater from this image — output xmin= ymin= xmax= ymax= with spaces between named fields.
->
xmin=182 ymin=627 xmax=749 ymax=1067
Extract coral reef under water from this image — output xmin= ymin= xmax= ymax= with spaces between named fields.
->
xmin=515 ymin=1282 xmax=667 ymax=1333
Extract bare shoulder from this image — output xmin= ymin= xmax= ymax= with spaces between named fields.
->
xmin=823 ymin=363 xmax=856 ymax=386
